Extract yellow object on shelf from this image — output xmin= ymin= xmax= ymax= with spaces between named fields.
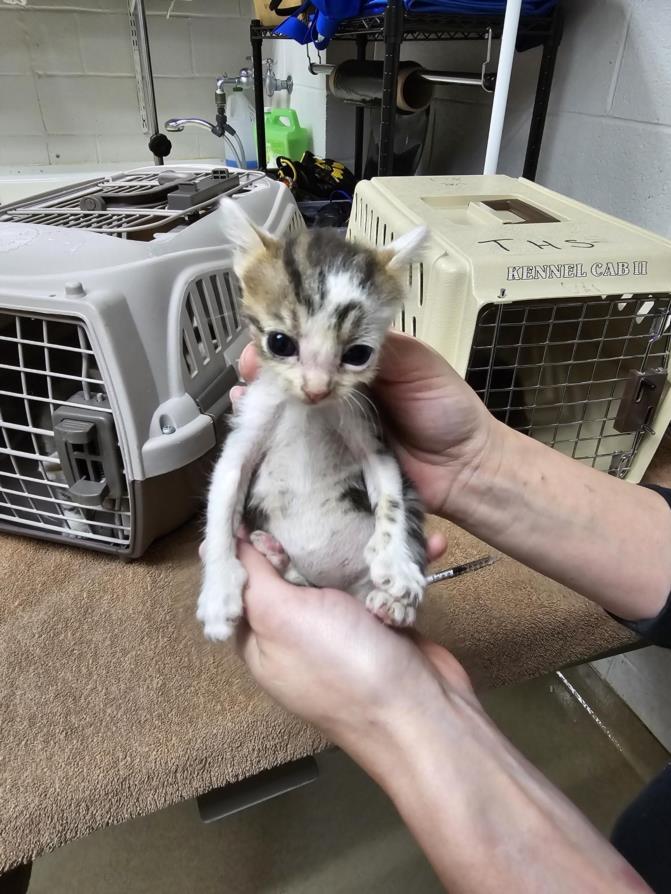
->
xmin=252 ymin=0 xmax=286 ymax=27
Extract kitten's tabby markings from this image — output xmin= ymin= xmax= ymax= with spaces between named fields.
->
xmin=197 ymin=199 xmax=429 ymax=641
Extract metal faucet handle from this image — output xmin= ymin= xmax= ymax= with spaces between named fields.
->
xmin=164 ymin=116 xmax=218 ymax=134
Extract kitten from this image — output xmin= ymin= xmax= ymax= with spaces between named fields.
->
xmin=197 ymin=198 xmax=428 ymax=641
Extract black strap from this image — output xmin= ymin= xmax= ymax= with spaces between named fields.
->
xmin=269 ymin=0 xmax=310 ymax=16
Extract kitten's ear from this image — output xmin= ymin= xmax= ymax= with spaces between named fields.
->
xmin=380 ymin=226 xmax=429 ymax=270
xmin=219 ymin=197 xmax=279 ymax=275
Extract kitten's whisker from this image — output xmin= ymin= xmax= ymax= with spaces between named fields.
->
xmin=356 ymin=389 xmax=380 ymax=424
xmin=349 ymin=391 xmax=374 ymax=428
xmin=354 ymin=391 xmax=379 ymax=423
xmin=342 ymin=393 xmax=361 ymax=432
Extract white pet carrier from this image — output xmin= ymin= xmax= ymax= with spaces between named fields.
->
xmin=0 ymin=164 xmax=302 ymax=556
xmin=349 ymin=175 xmax=671 ymax=482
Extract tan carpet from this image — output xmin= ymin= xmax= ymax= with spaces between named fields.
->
xmin=7 ymin=443 xmax=671 ymax=872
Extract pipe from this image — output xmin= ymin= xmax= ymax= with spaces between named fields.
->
xmin=228 ymin=130 xmax=247 ymax=169
xmin=318 ymin=61 xmax=494 ymax=90
xmin=129 ymin=0 xmax=162 ymax=165
xmin=225 ymin=135 xmax=245 ymax=169
xmin=165 ymin=117 xmax=218 ymax=134
xmin=421 ymin=70 xmax=489 ymax=88
xmin=309 ymin=63 xmax=336 ymax=75
xmin=483 ymin=0 xmax=522 ymax=174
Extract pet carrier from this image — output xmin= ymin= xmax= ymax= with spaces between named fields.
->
xmin=0 ymin=164 xmax=303 ymax=556
xmin=349 ymin=174 xmax=671 ymax=482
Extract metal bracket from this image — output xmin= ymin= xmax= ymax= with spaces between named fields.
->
xmin=197 ymin=756 xmax=319 ymax=822
xmin=613 ymin=368 xmax=667 ymax=434
xmin=481 ymin=26 xmax=494 ymax=93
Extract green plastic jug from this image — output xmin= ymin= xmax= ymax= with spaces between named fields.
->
xmin=264 ymin=108 xmax=311 ymax=164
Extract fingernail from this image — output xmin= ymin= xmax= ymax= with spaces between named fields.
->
xmin=234 ymin=358 xmax=247 ymax=385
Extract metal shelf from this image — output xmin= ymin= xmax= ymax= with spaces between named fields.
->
xmin=250 ymin=2 xmax=563 ymax=179
xmin=251 ymin=11 xmax=555 ymax=42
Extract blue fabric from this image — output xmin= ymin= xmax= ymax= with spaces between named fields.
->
xmin=273 ymin=0 xmax=558 ymax=48
xmin=274 ymin=0 xmax=362 ymax=48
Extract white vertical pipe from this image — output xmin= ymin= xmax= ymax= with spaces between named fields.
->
xmin=483 ymin=0 xmax=523 ymax=175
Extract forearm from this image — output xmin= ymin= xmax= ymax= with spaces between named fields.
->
xmin=357 ymin=691 xmax=650 ymax=894
xmin=446 ymin=420 xmax=671 ymax=620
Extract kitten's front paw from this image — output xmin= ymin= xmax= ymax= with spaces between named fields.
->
xmin=364 ymin=533 xmax=424 ymax=627
xmin=365 ymin=589 xmax=417 ymax=627
xmin=197 ymin=559 xmax=247 ymax=641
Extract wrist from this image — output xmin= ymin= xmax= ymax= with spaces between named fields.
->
xmin=350 ymin=674 xmax=486 ymax=798
xmin=439 ymin=415 xmax=512 ymax=530
xmin=361 ymin=686 xmax=639 ymax=894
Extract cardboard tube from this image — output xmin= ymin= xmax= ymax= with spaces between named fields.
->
xmin=328 ymin=60 xmax=433 ymax=113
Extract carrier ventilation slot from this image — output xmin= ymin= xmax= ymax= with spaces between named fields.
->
xmin=351 ymin=196 xmax=426 ymax=333
xmin=465 ymin=293 xmax=671 ymax=477
xmin=287 ymin=211 xmax=305 ymax=235
xmin=180 ymin=271 xmax=243 ymax=384
xmin=0 ymin=312 xmax=131 ymax=548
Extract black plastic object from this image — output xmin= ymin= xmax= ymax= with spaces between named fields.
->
xmin=148 ymin=132 xmax=172 ymax=159
xmin=80 ymin=178 xmax=188 ymax=210
xmin=79 ymin=169 xmax=239 ymax=213
xmin=298 ymin=198 xmax=351 ymax=228
xmin=363 ymin=105 xmax=429 ymax=177
xmin=276 ymin=152 xmax=356 ymax=201
xmin=166 ymin=169 xmax=240 ymax=210
xmin=614 ymin=369 xmax=667 ymax=434
xmin=52 ymin=393 xmax=124 ymax=508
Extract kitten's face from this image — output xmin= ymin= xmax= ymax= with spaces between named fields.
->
xmin=228 ymin=216 xmax=425 ymax=406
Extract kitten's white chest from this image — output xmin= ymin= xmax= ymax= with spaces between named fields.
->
xmin=249 ymin=401 xmax=373 ymax=592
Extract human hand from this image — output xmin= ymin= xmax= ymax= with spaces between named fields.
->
xmin=234 ymin=332 xmax=494 ymax=518
xmin=229 ymin=534 xmax=477 ymax=777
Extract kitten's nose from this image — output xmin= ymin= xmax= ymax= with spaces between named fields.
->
xmin=302 ymin=386 xmax=331 ymax=404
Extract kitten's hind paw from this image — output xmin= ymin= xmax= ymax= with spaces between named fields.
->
xmin=197 ymin=559 xmax=247 ymax=641
xmin=365 ymin=589 xmax=417 ymax=627
xmin=250 ymin=530 xmax=290 ymax=573
xmin=250 ymin=531 xmax=310 ymax=587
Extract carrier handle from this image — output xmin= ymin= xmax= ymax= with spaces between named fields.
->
xmin=266 ymin=108 xmax=300 ymax=129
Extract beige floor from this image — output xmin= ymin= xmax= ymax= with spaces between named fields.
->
xmin=30 ymin=666 xmax=669 ymax=894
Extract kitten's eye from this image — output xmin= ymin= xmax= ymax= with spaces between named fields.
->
xmin=342 ymin=344 xmax=374 ymax=367
xmin=267 ymin=331 xmax=298 ymax=358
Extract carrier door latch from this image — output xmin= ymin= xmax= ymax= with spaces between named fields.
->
xmin=52 ymin=393 xmax=123 ymax=508
xmin=613 ymin=369 xmax=667 ymax=435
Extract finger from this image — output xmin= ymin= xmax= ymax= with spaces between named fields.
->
xmin=230 ymin=384 xmax=246 ymax=408
xmin=234 ymin=616 xmax=252 ymax=656
xmin=426 ymin=532 xmax=447 ymax=563
xmin=413 ymin=633 xmax=475 ymax=696
xmin=236 ymin=524 xmax=250 ymax=542
xmin=238 ymin=342 xmax=260 ymax=383
xmin=376 ymin=331 xmax=452 ymax=386
xmin=237 ymin=539 xmax=302 ymax=636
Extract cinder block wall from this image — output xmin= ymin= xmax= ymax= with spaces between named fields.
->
xmin=0 ymin=0 xmax=266 ymax=166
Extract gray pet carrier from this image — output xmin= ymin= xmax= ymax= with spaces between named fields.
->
xmin=0 ymin=164 xmax=302 ymax=556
